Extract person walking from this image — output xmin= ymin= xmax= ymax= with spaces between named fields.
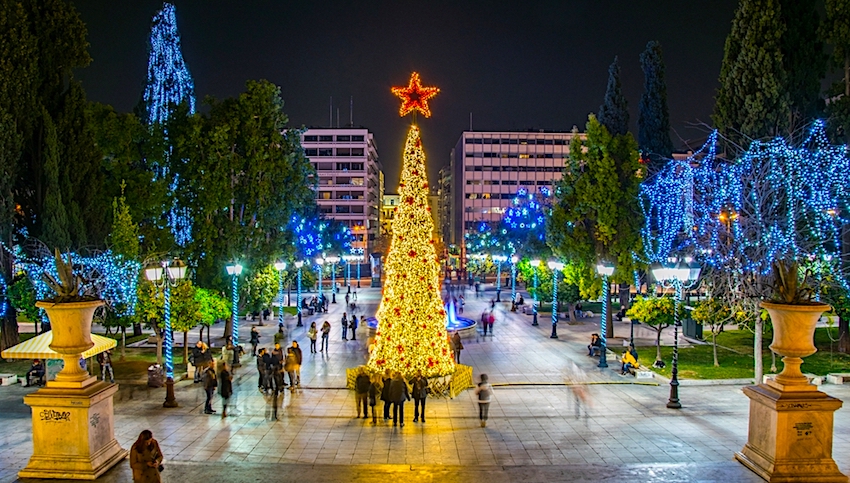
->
xmin=411 ymin=370 xmax=429 ymax=423
xmin=97 ymin=349 xmax=114 ymax=383
xmin=341 ymin=312 xmax=349 ymax=340
xmin=474 ymin=374 xmax=492 ymax=427
xmin=202 ymin=367 xmax=217 ymax=414
xmin=320 ymin=321 xmax=331 ymax=352
xmin=368 ymin=374 xmax=380 ymax=424
xmin=249 ymin=327 xmax=261 ymax=356
xmin=256 ymin=348 xmax=267 ymax=390
xmin=283 ymin=348 xmax=297 ymax=390
xmin=129 ymin=429 xmax=163 ymax=483
xmin=350 ymin=314 xmax=359 ymax=341
xmin=481 ymin=311 xmax=489 ymax=336
xmin=381 ymin=369 xmax=393 ymax=420
xmin=389 ymin=372 xmax=410 ymax=427
xmin=219 ymin=363 xmax=233 ymax=417
xmin=290 ymin=341 xmax=303 ymax=386
xmin=221 ymin=343 xmax=235 ymax=371
xmin=191 ymin=342 xmax=210 ymax=383
xmin=271 ymin=342 xmax=285 ymax=383
xmin=354 ymin=368 xmax=370 ymax=418
xmin=451 ymin=331 xmax=463 ymax=364
xmin=307 ymin=322 xmax=318 ymax=353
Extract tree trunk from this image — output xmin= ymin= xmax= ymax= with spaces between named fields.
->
xmin=224 ymin=317 xmax=233 ymax=342
xmin=568 ymin=302 xmax=576 ymax=323
xmin=754 ymin=318 xmax=763 ymax=384
xmin=120 ymin=326 xmax=126 ymax=361
xmin=132 ymin=322 xmax=142 ymax=337
xmin=206 ymin=325 xmax=211 ymax=347
xmin=655 ymin=326 xmax=663 ymax=362
xmin=152 ymin=323 xmax=163 ymax=365
xmin=183 ymin=330 xmax=189 ymax=365
xmin=618 ymin=283 xmax=630 ymax=310
xmin=712 ymin=331 xmax=719 ymax=367
xmin=0 ymin=301 xmax=19 ymax=353
xmin=838 ymin=316 xmax=849 ymax=353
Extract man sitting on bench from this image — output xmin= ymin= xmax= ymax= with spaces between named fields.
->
xmin=587 ymin=334 xmax=601 ymax=356
xmin=25 ymin=359 xmax=45 ymax=387
xmin=621 ymin=347 xmax=639 ymax=375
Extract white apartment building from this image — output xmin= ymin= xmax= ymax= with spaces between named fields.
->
xmin=301 ymin=128 xmax=382 ymax=255
xmin=449 ymin=130 xmax=583 ymax=247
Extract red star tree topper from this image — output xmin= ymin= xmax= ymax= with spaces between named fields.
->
xmin=391 ymin=72 xmax=440 ymax=118
xmin=367 ymin=124 xmax=455 ymax=378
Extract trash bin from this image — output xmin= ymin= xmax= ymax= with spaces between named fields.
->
xmin=682 ymin=318 xmax=703 ymax=340
xmin=147 ymin=364 xmax=164 ymax=388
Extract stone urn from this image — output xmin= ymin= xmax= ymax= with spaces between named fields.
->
xmin=760 ymin=300 xmax=830 ymax=387
xmin=36 ymin=300 xmax=103 ymax=385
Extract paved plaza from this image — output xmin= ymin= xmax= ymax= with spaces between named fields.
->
xmin=0 ymin=285 xmax=848 ymax=482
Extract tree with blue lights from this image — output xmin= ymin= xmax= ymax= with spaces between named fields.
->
xmin=143 ymin=3 xmax=195 ymax=126
xmin=638 ymin=41 xmax=673 ymax=176
xmin=497 ymin=187 xmax=552 ymax=257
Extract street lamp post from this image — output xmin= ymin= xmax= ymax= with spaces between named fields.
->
xmin=315 ymin=257 xmax=325 ymax=307
xmin=225 ymin=263 xmax=243 ymax=367
xmin=651 ymin=257 xmax=701 ymax=409
xmin=327 ymin=255 xmax=340 ymax=303
xmin=510 ymin=255 xmax=518 ymax=303
xmin=493 ymin=255 xmax=507 ymax=302
xmin=596 ymin=264 xmax=615 ymax=369
xmin=343 ymin=255 xmax=353 ymax=291
xmin=274 ymin=262 xmax=287 ymax=328
xmin=530 ymin=259 xmax=540 ymax=326
xmin=144 ymin=259 xmax=187 ymax=408
xmin=295 ymin=261 xmax=304 ymax=327
xmin=548 ymin=261 xmax=564 ymax=339
xmin=355 ymin=254 xmax=363 ymax=288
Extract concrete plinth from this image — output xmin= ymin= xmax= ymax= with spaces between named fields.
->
xmin=19 ymin=381 xmax=127 ymax=480
xmin=735 ymin=383 xmax=847 ymax=483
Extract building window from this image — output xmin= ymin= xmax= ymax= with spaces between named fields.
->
xmin=336 ymin=162 xmax=351 ymax=171
xmin=537 ymin=181 xmax=549 ymax=185
xmin=304 ymin=135 xmax=318 ymax=142
xmin=351 ymin=163 xmax=364 ymax=170
xmin=318 ymin=148 xmax=333 ymax=156
xmin=351 ymin=147 xmax=364 ymax=156
xmin=466 ymin=193 xmax=478 ymax=199
xmin=352 ymin=135 xmax=365 ymax=142
xmin=351 ymin=177 xmax=364 ymax=185
xmin=336 ymin=148 xmax=351 ymax=156
xmin=351 ymin=205 xmax=364 ymax=213
xmin=554 ymin=139 xmax=567 ymax=145
xmin=544 ymin=139 xmax=554 ymax=145
xmin=317 ymin=163 xmax=333 ymax=170
xmin=319 ymin=191 xmax=331 ymax=200
xmin=519 ymin=153 xmax=530 ymax=159
xmin=305 ymin=148 xmax=318 ymax=156
xmin=519 ymin=180 xmax=535 ymax=185
xmin=336 ymin=135 xmax=350 ymax=142
xmin=319 ymin=135 xmax=333 ymax=142
xmin=319 ymin=206 xmax=332 ymax=214
xmin=336 ymin=205 xmax=351 ymax=214
xmin=503 ymin=180 xmax=517 ymax=185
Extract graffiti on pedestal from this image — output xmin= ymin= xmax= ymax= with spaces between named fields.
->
xmin=40 ymin=409 xmax=71 ymax=422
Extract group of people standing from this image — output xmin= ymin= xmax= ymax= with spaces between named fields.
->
xmin=256 ymin=341 xmax=303 ymax=394
xmin=352 ymin=368 xmax=430 ymax=427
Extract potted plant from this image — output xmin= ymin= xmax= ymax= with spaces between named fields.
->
xmin=35 ymin=249 xmax=103 ymax=384
xmin=760 ymin=259 xmax=830 ymax=387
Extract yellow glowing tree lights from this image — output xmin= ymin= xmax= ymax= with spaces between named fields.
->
xmin=367 ymin=124 xmax=455 ymax=377
xmin=391 ymin=72 xmax=440 ymax=118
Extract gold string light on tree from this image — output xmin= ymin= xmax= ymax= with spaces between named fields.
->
xmin=368 ymin=72 xmax=455 ymax=378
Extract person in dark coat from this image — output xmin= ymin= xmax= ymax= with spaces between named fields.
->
xmin=256 ymin=348 xmax=267 ymax=390
xmin=354 ymin=369 xmax=370 ymax=418
xmin=411 ymin=370 xmax=429 ymax=423
xmin=350 ymin=314 xmax=359 ymax=341
xmin=219 ymin=364 xmax=233 ymax=417
xmin=389 ymin=372 xmax=410 ymax=427
xmin=203 ymin=367 xmax=217 ymax=414
xmin=451 ymin=332 xmax=464 ymax=364
xmin=381 ymin=369 xmax=393 ymax=420
xmin=290 ymin=341 xmax=303 ymax=386
xmin=249 ymin=327 xmax=261 ymax=356
xmin=24 ymin=359 xmax=45 ymax=387
xmin=368 ymin=374 xmax=380 ymax=424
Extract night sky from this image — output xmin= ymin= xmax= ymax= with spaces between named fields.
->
xmin=72 ymin=0 xmax=740 ymax=191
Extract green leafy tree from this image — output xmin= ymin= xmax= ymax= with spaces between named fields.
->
xmin=108 ymin=181 xmax=140 ymax=260
xmin=7 ymin=275 xmax=38 ymax=327
xmin=40 ymin=109 xmax=70 ymax=250
xmin=170 ymin=281 xmax=200 ymax=365
xmin=626 ymin=295 xmax=680 ymax=364
xmin=243 ymin=264 xmax=278 ymax=322
xmin=136 ymin=279 xmax=200 ymax=365
xmin=713 ymin=0 xmax=789 ymax=150
xmin=0 ymin=111 xmax=20 ymax=350
xmin=638 ymin=41 xmax=674 ymax=175
xmin=822 ymin=283 xmax=850 ymax=353
xmin=195 ymin=287 xmax=230 ymax=347
xmin=692 ymin=298 xmax=734 ymax=367
xmin=548 ymin=118 xmax=644 ymax=337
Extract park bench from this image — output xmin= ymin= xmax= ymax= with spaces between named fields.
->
xmin=0 ymin=373 xmax=19 ymax=386
xmin=826 ymin=373 xmax=850 ymax=384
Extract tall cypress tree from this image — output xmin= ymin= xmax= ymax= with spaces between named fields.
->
xmin=598 ymin=57 xmax=630 ymax=137
xmin=41 ymin=109 xmax=70 ymax=250
xmin=780 ymin=0 xmax=826 ymax=132
xmin=823 ymin=0 xmax=850 ymax=142
xmin=638 ymin=41 xmax=673 ymax=175
xmin=713 ymin=0 xmax=789 ymax=150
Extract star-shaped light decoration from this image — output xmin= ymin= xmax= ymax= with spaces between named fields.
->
xmin=391 ymin=72 xmax=440 ymax=118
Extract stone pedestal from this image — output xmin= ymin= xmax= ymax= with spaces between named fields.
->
xmin=735 ymin=382 xmax=847 ymax=483
xmin=19 ymin=381 xmax=126 ymax=480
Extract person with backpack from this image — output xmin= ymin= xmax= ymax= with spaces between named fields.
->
xmin=474 ymin=373 xmax=492 ymax=427
xmin=354 ymin=368 xmax=371 ymax=418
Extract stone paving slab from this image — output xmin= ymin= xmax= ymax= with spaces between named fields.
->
xmin=16 ymin=461 xmax=766 ymax=483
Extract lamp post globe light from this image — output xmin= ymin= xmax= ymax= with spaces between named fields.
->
xmin=530 ymin=259 xmax=540 ymax=326
xmin=326 ymin=255 xmax=340 ymax=303
xmin=651 ymin=257 xmax=701 ymax=409
xmin=274 ymin=262 xmax=287 ymax=328
xmin=145 ymin=258 xmax=187 ymax=408
xmin=510 ymin=255 xmax=518 ymax=303
xmin=547 ymin=261 xmax=564 ymax=338
xmin=595 ymin=263 xmax=615 ymax=369
xmin=492 ymin=255 xmax=507 ymax=302
xmin=225 ymin=263 xmax=243 ymax=366
xmin=294 ymin=260 xmax=304 ymax=327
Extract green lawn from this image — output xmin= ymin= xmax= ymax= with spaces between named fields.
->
xmin=633 ymin=328 xmax=850 ymax=380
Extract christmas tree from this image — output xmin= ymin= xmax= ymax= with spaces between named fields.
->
xmin=368 ymin=73 xmax=454 ymax=377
